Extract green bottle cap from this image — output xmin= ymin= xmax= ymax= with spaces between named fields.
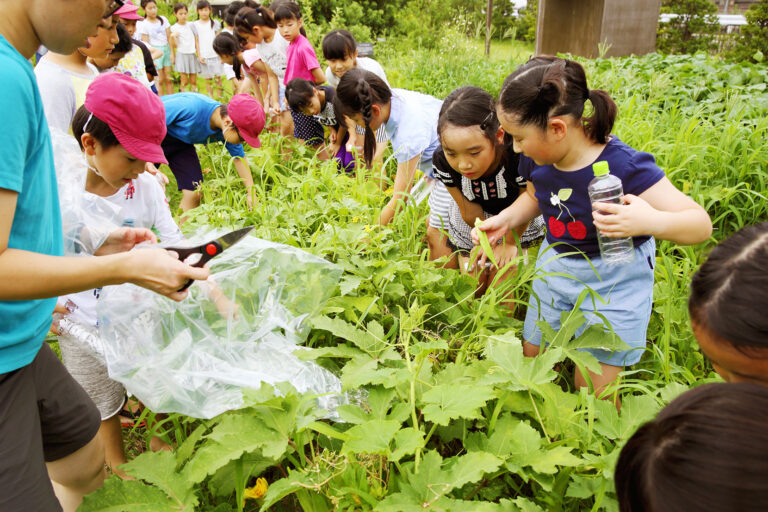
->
xmin=593 ymin=161 xmax=610 ymax=176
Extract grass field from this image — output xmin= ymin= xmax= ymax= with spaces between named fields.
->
xmin=79 ymin=36 xmax=768 ymax=511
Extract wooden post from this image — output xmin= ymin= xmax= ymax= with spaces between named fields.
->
xmin=535 ymin=0 xmax=662 ymax=58
xmin=485 ymin=0 xmax=493 ymax=56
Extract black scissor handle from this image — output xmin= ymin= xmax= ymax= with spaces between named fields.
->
xmin=166 ymin=240 xmax=223 ymax=292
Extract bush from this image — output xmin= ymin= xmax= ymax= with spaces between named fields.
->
xmin=657 ymin=0 xmax=721 ymax=54
xmin=728 ymin=0 xmax=768 ymax=63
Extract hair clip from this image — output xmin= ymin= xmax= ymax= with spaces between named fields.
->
xmin=480 ymin=111 xmax=495 ymax=130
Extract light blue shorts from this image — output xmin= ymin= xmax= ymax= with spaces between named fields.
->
xmin=153 ymin=44 xmax=172 ymax=69
xmin=522 ymin=237 xmax=656 ymax=366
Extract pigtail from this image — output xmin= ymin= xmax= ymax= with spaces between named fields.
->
xmin=357 ymin=79 xmax=376 ymax=168
xmin=213 ymin=32 xmax=242 ymax=79
xmin=584 ymin=89 xmax=617 ymax=144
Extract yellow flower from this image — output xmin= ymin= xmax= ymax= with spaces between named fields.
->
xmin=244 ymin=478 xmax=268 ymax=500
xmin=384 ymin=187 xmax=394 ymax=195
xmin=364 ymin=225 xmax=373 ymax=233
xmin=352 ymin=216 xmax=360 ymax=223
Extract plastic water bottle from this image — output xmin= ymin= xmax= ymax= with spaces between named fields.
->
xmin=588 ymin=161 xmax=635 ymax=265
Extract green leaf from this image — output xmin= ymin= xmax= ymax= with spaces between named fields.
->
xmin=78 ymin=477 xmax=180 ymax=512
xmin=342 ymin=419 xmax=401 ymax=454
xmin=484 ymin=335 xmax=563 ymax=391
xmin=306 ymin=420 xmax=351 ymax=441
xmin=183 ymin=414 xmax=287 ymax=483
xmin=557 ymin=188 xmax=573 ymax=201
xmin=421 ymin=382 xmax=496 ymax=426
xmin=390 ymin=427 xmax=426 ymax=461
xmin=174 ymin=423 xmax=208 ymax=467
xmin=504 ymin=421 xmax=582 ymax=474
xmin=340 ymin=355 xmax=398 ymax=389
xmin=313 ymin=316 xmax=388 ymax=357
xmin=593 ymin=394 xmax=660 ymax=440
xmin=340 ymin=274 xmax=364 ymax=295
xmin=754 ymin=50 xmax=764 ymax=62
xmin=259 ymin=470 xmax=331 ymax=512
xmin=474 ymin=217 xmax=498 ymax=267
xmin=121 ymin=451 xmax=197 ymax=508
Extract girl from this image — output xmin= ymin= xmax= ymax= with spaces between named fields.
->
xmin=116 ymin=2 xmax=161 ymax=92
xmin=220 ymin=1 xmax=245 ymax=90
xmin=285 ymin=78 xmax=355 ymax=173
xmin=235 ymin=2 xmax=293 ymax=137
xmin=433 ymin=86 xmax=545 ymax=287
xmin=322 ymin=29 xmax=390 ymax=166
xmin=60 ymin=73 xmax=234 ymax=479
xmin=170 ymin=3 xmax=200 ymax=92
xmin=194 ymin=0 xmax=224 ymax=97
xmin=213 ymin=32 xmax=280 ymax=108
xmin=473 ymin=57 xmax=712 ymax=397
xmin=139 ymin=0 xmax=172 ymax=95
xmin=273 ymin=1 xmax=328 ymax=158
xmin=334 ymin=68 xmax=452 ymax=260
xmin=688 ymin=222 xmax=768 ymax=386
xmin=35 ymin=12 xmax=119 ymax=132
xmin=615 ymin=383 xmax=768 ymax=511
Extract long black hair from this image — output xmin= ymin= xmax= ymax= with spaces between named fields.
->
xmin=213 ymin=32 xmax=242 ymax=79
xmin=223 ymin=0 xmax=245 ymax=26
xmin=333 ymin=68 xmax=391 ymax=167
xmin=615 ymin=382 xmax=768 ymax=512
xmin=197 ymin=0 xmax=214 ymax=28
xmin=437 ymin=86 xmax=503 ymax=143
xmin=114 ymin=22 xmax=133 ymax=55
xmin=285 ymin=78 xmax=315 ymax=112
xmin=498 ymin=56 xmax=616 ymax=144
xmin=689 ymin=222 xmax=768 ymax=352
xmin=140 ymin=0 xmax=165 ymax=24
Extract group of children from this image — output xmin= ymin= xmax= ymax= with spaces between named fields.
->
xmin=2 ymin=0 xmax=768 ymax=510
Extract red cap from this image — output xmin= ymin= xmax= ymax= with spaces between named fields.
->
xmin=115 ymin=0 xmax=143 ymax=20
xmin=227 ymin=94 xmax=265 ymax=148
xmin=85 ymin=73 xmax=168 ymax=164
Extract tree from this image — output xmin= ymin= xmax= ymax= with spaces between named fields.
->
xmin=485 ymin=0 xmax=493 ymax=56
xmin=728 ymin=0 xmax=768 ymax=62
xmin=657 ymin=0 xmax=721 ymax=54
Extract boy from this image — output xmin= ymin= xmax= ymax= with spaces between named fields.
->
xmin=161 ymin=92 xmax=265 ymax=212
xmin=0 ymin=1 xmax=208 ymax=510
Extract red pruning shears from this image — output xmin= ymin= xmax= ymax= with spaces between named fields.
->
xmin=166 ymin=226 xmax=254 ymax=292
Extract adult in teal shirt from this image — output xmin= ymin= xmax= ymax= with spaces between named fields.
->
xmin=0 ymin=2 xmax=208 ymax=509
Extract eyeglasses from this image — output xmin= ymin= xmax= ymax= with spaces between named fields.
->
xmin=104 ymin=0 xmax=125 ymax=18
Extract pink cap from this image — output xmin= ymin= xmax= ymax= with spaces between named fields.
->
xmin=227 ymin=94 xmax=265 ymax=148
xmin=115 ymin=0 xmax=143 ymax=20
xmin=85 ymin=73 xmax=168 ymax=164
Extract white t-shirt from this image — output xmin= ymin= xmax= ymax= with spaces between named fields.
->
xmin=171 ymin=22 xmax=198 ymax=54
xmin=221 ymin=27 xmax=236 ymax=80
xmin=138 ymin=16 xmax=170 ymax=47
xmin=35 ymin=58 xmax=99 ymax=133
xmin=325 ymin=56 xmax=388 ymax=89
xmin=194 ymin=19 xmax=221 ymax=59
xmin=257 ymin=30 xmax=288 ymax=82
xmin=59 ymin=173 xmax=184 ymax=328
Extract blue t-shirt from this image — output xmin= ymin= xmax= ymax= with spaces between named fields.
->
xmin=161 ymin=93 xmax=246 ymax=159
xmin=519 ymin=136 xmax=665 ymax=257
xmin=0 ymin=35 xmax=63 ymax=373
xmin=384 ymin=89 xmax=442 ymax=178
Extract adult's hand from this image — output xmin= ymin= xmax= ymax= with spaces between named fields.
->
xmin=124 ymin=248 xmax=210 ymax=301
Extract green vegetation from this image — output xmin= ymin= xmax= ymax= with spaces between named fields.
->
xmin=79 ymin=37 xmax=768 ymax=511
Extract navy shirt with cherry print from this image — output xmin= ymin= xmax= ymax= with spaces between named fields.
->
xmin=518 ymin=136 xmax=665 ymax=258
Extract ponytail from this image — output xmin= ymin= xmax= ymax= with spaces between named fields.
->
xmin=334 ymin=68 xmax=392 ymax=167
xmin=213 ymin=32 xmax=242 ymax=80
xmin=498 ymin=56 xmax=616 ymax=144
xmin=234 ymin=5 xmax=277 ymax=34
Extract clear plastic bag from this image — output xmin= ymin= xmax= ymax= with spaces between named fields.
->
xmin=97 ymin=229 xmax=345 ymax=419
xmin=50 ymin=128 xmax=122 ymax=255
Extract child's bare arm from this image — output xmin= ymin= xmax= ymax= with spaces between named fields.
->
xmin=380 ymin=155 xmax=421 ymax=225
xmin=446 ymin=185 xmax=484 ymax=227
xmin=593 ymin=176 xmax=712 ymax=245
xmin=310 ymin=67 xmax=326 ymax=85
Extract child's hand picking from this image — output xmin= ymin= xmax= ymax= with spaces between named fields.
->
xmin=592 ymin=194 xmax=655 ymax=238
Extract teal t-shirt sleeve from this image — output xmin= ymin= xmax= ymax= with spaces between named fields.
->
xmin=0 ymin=64 xmax=32 ymax=193
xmin=225 ymin=142 xmax=245 ymax=159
